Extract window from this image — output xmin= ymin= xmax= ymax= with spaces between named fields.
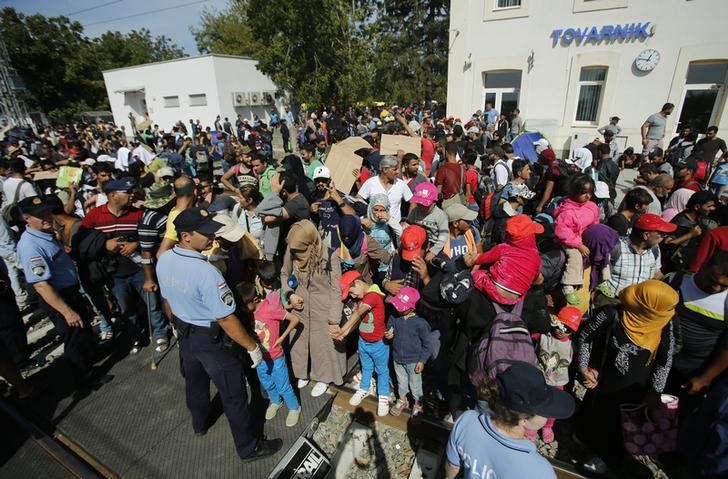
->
xmin=686 ymin=62 xmax=728 ymax=84
xmin=575 ymin=67 xmax=607 ymax=123
xmin=495 ymin=0 xmax=521 ymax=8
xmin=189 ymin=94 xmax=207 ymax=107
xmin=163 ymin=96 xmax=179 ymax=108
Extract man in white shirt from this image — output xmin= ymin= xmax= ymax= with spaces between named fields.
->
xmin=132 ymin=140 xmax=156 ymax=166
xmin=115 ymin=141 xmax=131 ymax=171
xmin=357 ymin=155 xmax=413 ymax=236
xmin=2 ymin=159 xmax=37 ymax=209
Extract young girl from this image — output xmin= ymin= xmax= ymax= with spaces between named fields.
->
xmin=553 ymin=174 xmax=600 ymax=305
xmin=532 ymin=306 xmax=583 ymax=443
xmin=336 ymin=270 xmax=390 ymax=416
xmin=238 ymin=281 xmax=302 ymax=427
xmin=385 ymin=287 xmax=432 ymax=419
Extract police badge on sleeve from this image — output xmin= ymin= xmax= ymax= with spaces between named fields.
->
xmin=218 ymin=281 xmax=234 ymax=307
xmin=29 ymin=255 xmax=47 ymax=277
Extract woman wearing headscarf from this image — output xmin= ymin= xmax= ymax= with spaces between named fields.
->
xmin=575 ymin=280 xmax=678 ymax=474
xmin=281 ymin=220 xmax=345 ymax=397
xmin=337 ymin=214 xmax=391 ymax=283
xmin=661 ymin=188 xmax=695 ymax=222
xmin=569 ymin=224 xmax=621 ymax=312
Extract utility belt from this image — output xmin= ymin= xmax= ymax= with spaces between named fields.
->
xmin=173 ymin=316 xmax=241 ymax=356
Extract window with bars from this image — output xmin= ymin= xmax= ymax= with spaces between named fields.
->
xmin=575 ymin=67 xmax=607 ymax=122
xmin=495 ymin=0 xmax=521 ymax=9
xmin=163 ymin=96 xmax=179 ymax=108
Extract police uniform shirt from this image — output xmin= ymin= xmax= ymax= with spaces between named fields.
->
xmin=156 ymin=246 xmax=236 ymax=327
xmin=17 ymin=228 xmax=78 ymax=290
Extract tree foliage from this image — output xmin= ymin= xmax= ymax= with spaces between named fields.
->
xmin=0 ymin=7 xmax=185 ymax=118
xmin=192 ymin=0 xmax=448 ymax=107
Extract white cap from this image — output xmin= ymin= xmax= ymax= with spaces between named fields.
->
xmin=311 ymin=113 xmax=318 ymax=119
xmin=467 ymin=126 xmax=479 ymax=134
xmin=213 ymin=214 xmax=245 ymax=243
xmin=313 ymin=165 xmax=331 ymax=179
xmin=533 ymin=138 xmax=549 ymax=154
xmin=82 ymin=158 xmax=96 ymax=166
xmin=96 ymin=154 xmax=114 ymax=163
xmin=155 ymin=166 xmax=174 ymax=178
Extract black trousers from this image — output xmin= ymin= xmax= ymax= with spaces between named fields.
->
xmin=42 ymin=286 xmax=95 ymax=378
xmin=0 ymin=286 xmax=28 ymax=365
xmin=179 ymin=330 xmax=256 ymax=459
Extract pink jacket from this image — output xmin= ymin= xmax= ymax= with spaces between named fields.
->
xmin=553 ymin=199 xmax=600 ymax=248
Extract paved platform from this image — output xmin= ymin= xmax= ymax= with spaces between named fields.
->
xmin=2 ymin=337 xmax=330 ymax=478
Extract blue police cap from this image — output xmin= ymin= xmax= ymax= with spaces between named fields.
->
xmin=104 ymin=177 xmax=137 ymax=193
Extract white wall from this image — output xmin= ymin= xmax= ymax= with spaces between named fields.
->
xmin=448 ymin=0 xmax=728 ymax=155
xmin=103 ymin=55 xmax=284 ymax=134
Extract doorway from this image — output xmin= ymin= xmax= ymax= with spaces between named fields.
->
xmin=482 ymin=70 xmax=521 ymax=117
xmin=675 ymin=62 xmax=727 ymax=134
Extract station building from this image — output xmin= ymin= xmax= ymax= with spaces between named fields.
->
xmin=103 ymin=54 xmax=282 ymax=133
xmin=447 ymin=0 xmax=728 ymax=156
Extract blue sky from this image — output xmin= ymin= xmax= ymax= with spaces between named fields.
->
xmin=3 ymin=0 xmax=231 ymax=54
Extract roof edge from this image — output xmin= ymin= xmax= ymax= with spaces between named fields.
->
xmin=102 ymin=53 xmax=256 ymax=74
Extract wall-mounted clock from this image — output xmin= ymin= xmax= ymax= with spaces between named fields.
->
xmin=635 ymin=49 xmax=660 ymax=72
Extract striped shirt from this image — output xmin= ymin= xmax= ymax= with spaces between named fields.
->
xmin=81 ymin=204 xmax=143 ymax=277
xmin=138 ymin=210 xmax=167 ymax=254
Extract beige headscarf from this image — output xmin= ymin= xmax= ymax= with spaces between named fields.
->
xmin=286 ymin=220 xmax=324 ymax=276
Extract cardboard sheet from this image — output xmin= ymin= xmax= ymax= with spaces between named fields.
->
xmin=325 ymin=143 xmax=363 ymax=195
xmin=379 ymin=134 xmax=421 ymax=157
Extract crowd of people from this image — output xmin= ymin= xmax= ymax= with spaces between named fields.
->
xmin=1 ymin=100 xmax=727 ymax=476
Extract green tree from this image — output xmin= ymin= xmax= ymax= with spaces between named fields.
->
xmin=0 ymin=8 xmax=185 ymax=118
xmin=370 ymin=0 xmax=449 ymax=104
xmin=191 ymin=2 xmax=258 ymax=56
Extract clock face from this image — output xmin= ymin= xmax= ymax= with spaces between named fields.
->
xmin=635 ymin=49 xmax=660 ymax=72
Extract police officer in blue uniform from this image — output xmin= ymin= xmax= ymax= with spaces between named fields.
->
xmin=16 ymin=195 xmax=95 ymax=381
xmin=156 ymin=207 xmax=281 ymax=462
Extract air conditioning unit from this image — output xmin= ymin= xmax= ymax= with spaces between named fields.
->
xmin=232 ymin=91 xmax=249 ymax=107
xmin=262 ymin=91 xmax=275 ymax=105
xmin=249 ymin=91 xmax=261 ymax=106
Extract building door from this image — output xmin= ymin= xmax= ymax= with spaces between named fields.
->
xmin=675 ymin=62 xmax=728 ymax=134
xmin=482 ymin=70 xmax=522 ymax=116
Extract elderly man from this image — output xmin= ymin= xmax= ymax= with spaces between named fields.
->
xmin=357 ymin=155 xmax=413 ymax=237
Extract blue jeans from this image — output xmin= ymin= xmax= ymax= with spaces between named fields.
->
xmin=394 ymin=362 xmax=423 ymax=401
xmin=256 ymin=355 xmax=300 ymax=410
xmin=111 ymin=270 xmax=166 ymax=341
xmin=358 ymin=337 xmax=390 ymax=397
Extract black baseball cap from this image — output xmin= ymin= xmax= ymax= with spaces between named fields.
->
xmin=18 ymin=195 xmax=58 ymax=217
xmin=496 ymin=362 xmax=575 ymax=419
xmin=173 ymin=207 xmax=221 ymax=235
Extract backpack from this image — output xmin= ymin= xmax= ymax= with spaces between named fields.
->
xmin=2 ymin=180 xmax=29 ymax=227
xmin=468 ymin=299 xmax=536 ymax=389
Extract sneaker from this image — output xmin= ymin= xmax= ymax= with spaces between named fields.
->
xmin=582 ymin=455 xmax=609 ymax=475
xmin=297 ymin=379 xmax=310 ymax=389
xmin=310 ymin=381 xmax=328 ymax=397
xmin=349 ymin=388 xmax=370 ymax=406
xmin=99 ymin=331 xmax=114 ymax=341
xmin=411 ymin=402 xmax=424 ymax=423
xmin=442 ymin=413 xmax=454 ymax=425
xmin=130 ymin=341 xmax=141 ymax=354
xmin=541 ymin=427 xmax=555 ymax=443
xmin=265 ymin=402 xmax=282 ymax=420
xmin=377 ymin=396 xmax=389 ymax=417
xmin=155 ymin=337 xmax=169 ymax=352
xmin=240 ymin=438 xmax=283 ymax=463
xmin=285 ymin=407 xmax=301 ymax=427
xmin=564 ymin=291 xmax=581 ymax=305
xmin=390 ymin=399 xmax=406 ymax=416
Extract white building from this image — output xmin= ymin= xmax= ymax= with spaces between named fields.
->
xmin=103 ymin=54 xmax=283 ymax=133
xmin=447 ymin=0 xmax=728 ymax=156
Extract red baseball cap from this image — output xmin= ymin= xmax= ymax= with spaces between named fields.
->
xmin=400 ymin=225 xmax=427 ymax=261
xmin=557 ymin=306 xmax=583 ymax=332
xmin=339 ymin=270 xmax=361 ymax=301
xmin=633 ymin=213 xmax=678 ymax=233
xmin=505 ymin=214 xmax=544 ymax=240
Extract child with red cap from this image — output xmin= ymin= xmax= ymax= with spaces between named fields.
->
xmin=531 ymin=305 xmax=583 ymax=443
xmin=336 ymin=270 xmax=390 ymax=416
xmin=384 ymin=287 xmax=432 ymax=419
xmin=470 ymin=214 xmax=543 ymax=305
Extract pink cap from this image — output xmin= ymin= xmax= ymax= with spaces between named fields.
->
xmin=412 ymin=182 xmax=438 ymax=206
xmin=387 ymin=287 xmax=420 ymax=312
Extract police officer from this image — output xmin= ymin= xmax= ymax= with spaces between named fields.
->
xmin=156 ymin=207 xmax=281 ymax=462
xmin=16 ymin=195 xmax=95 ymax=382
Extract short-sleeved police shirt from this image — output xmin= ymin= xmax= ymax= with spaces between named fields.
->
xmin=17 ymin=228 xmax=78 ymax=290
xmin=156 ymin=246 xmax=236 ymax=326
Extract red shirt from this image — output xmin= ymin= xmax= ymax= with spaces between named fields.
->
xmin=421 ymin=137 xmax=436 ymax=175
xmin=358 ymin=289 xmax=386 ymax=342
xmin=254 ymin=290 xmax=288 ymax=360
xmin=435 ymin=162 xmax=464 ymax=199
xmin=677 ymin=179 xmax=701 ymax=193
xmin=82 ymin=204 xmax=143 ymax=276
xmin=464 ymin=167 xmax=479 ymax=204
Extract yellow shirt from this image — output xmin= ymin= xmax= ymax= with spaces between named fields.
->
xmin=164 ymin=208 xmax=182 ymax=242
